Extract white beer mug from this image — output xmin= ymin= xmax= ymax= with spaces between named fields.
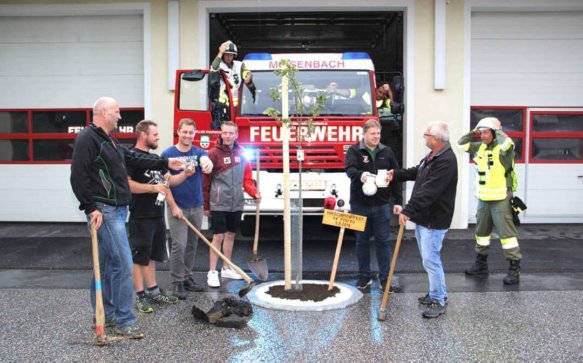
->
xmin=376 ymin=169 xmax=389 ymax=188
xmin=362 ymin=174 xmax=378 ymax=196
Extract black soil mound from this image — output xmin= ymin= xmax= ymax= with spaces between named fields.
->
xmin=267 ymin=283 xmax=340 ymax=302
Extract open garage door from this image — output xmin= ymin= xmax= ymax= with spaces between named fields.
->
xmin=209 ymin=11 xmax=405 ymax=161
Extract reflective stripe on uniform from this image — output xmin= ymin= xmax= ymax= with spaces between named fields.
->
xmin=476 ymin=235 xmax=491 ymax=246
xmin=501 ymin=236 xmax=519 ymax=249
xmin=459 ymin=142 xmax=471 ymax=152
xmin=498 ymin=136 xmax=513 ymax=152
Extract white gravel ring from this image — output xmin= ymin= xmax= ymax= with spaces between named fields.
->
xmin=246 ymin=279 xmax=363 ymax=311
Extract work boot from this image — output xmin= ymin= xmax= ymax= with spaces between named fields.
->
xmin=465 ymin=254 xmax=489 ymax=275
xmin=172 ymin=282 xmax=188 ymax=300
xmin=503 ymin=259 xmax=521 ymax=285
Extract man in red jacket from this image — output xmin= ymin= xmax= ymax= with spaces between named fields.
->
xmin=203 ymin=121 xmax=261 ymax=287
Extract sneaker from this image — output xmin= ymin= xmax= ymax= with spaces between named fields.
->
xmin=114 ymin=325 xmax=145 ymax=339
xmin=184 ymin=276 xmax=204 ymax=292
xmin=422 ymin=300 xmax=447 ymax=319
xmin=135 ymin=295 xmax=154 ymax=313
xmin=221 ymin=267 xmax=243 ymax=280
xmin=418 ymin=293 xmax=448 ymax=305
xmin=149 ymin=288 xmax=179 ymax=305
xmin=92 ymin=316 xmax=116 ymax=329
xmin=207 ymin=270 xmax=221 ymax=287
xmin=172 ymin=282 xmax=187 ymax=300
xmin=356 ymin=276 xmax=372 ymax=290
xmin=380 ymin=277 xmax=404 ymax=293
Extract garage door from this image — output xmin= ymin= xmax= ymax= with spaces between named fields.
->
xmin=0 ymin=15 xmax=144 ymax=108
xmin=0 ymin=14 xmax=143 ymax=222
xmin=470 ymin=11 xmax=583 ymax=223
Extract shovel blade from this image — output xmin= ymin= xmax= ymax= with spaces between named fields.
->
xmin=247 ymin=256 xmax=269 ymax=281
xmin=378 ymin=309 xmax=388 ymax=321
xmin=239 ymin=281 xmax=256 ymax=298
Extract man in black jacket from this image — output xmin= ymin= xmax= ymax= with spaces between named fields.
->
xmin=70 ymin=97 xmax=184 ymax=339
xmin=345 ymin=119 xmax=403 ymax=292
xmin=389 ymin=121 xmax=458 ymax=319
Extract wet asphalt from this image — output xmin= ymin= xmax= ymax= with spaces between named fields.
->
xmin=0 ymin=221 xmax=582 ymax=362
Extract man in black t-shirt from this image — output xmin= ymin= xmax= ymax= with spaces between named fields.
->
xmin=127 ymin=120 xmax=195 ymax=313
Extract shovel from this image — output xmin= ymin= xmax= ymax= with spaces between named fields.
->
xmin=182 ymin=217 xmax=255 ymax=297
xmin=378 ymin=222 xmax=405 ymax=321
xmin=247 ymin=150 xmax=268 ymax=281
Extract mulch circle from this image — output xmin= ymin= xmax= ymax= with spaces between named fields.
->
xmin=267 ymin=283 xmax=340 ymax=302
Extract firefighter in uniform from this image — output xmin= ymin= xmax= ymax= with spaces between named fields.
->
xmin=458 ymin=117 xmax=521 ymax=285
xmin=209 ymin=41 xmax=254 ymax=127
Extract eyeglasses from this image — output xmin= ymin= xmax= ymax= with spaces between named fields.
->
xmin=423 ymin=133 xmax=435 ymax=138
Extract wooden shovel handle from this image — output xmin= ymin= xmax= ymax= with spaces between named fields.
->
xmin=253 ymin=149 xmax=260 ymax=255
xmin=379 ymin=223 xmax=405 ymax=311
xmin=182 ymin=216 xmax=253 ymax=283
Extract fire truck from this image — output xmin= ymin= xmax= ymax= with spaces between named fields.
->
xmin=173 ymin=52 xmax=402 ymax=230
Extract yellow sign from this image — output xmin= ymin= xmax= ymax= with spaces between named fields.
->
xmin=322 ymin=209 xmax=367 ymax=232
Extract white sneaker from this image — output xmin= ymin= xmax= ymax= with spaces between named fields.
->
xmin=207 ymin=270 xmax=220 ymax=287
xmin=221 ymin=267 xmax=243 ymax=280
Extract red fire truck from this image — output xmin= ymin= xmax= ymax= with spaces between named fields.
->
xmin=174 ymin=52 xmax=400 ymax=227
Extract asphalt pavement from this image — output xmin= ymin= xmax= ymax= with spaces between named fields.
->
xmin=0 ymin=221 xmax=582 ymax=362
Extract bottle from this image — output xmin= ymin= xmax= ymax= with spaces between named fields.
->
xmin=154 ymin=181 xmax=168 ymax=206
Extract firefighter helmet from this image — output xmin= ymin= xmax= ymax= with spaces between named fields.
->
xmin=476 ymin=117 xmax=501 ymax=131
xmin=224 ymin=41 xmax=238 ymax=56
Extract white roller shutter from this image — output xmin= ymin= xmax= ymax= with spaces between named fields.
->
xmin=0 ymin=15 xmax=143 ymax=108
xmin=471 ymin=11 xmax=583 ymax=107
xmin=0 ymin=14 xmax=143 ymax=222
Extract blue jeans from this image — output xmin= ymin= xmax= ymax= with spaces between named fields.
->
xmin=88 ymin=203 xmax=136 ymax=328
xmin=415 ymin=224 xmax=448 ymax=305
xmin=351 ymin=204 xmax=393 ymax=281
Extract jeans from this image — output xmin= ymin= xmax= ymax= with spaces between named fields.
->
xmin=167 ymin=206 xmax=203 ymax=282
xmin=351 ymin=203 xmax=393 ymax=281
xmin=415 ymin=224 xmax=448 ymax=305
xmin=88 ymin=203 xmax=136 ymax=328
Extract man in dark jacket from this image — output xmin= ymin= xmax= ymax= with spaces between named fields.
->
xmin=389 ymin=121 xmax=458 ymax=319
xmin=345 ymin=119 xmax=403 ymax=292
xmin=70 ymin=97 xmax=183 ymax=338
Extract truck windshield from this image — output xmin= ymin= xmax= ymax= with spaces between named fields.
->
xmin=240 ymin=70 xmax=373 ymax=117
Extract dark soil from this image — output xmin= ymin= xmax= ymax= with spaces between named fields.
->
xmin=267 ymin=283 xmax=340 ymax=302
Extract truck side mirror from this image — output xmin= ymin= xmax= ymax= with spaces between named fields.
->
xmin=182 ymin=70 xmax=206 ymax=81
xmin=391 ymin=75 xmax=405 ymax=115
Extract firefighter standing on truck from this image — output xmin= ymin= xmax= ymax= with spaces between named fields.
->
xmin=458 ymin=117 xmax=521 ymax=285
xmin=210 ymin=41 xmax=253 ymax=125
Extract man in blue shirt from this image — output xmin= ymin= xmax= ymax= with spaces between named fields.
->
xmin=161 ymin=118 xmax=213 ymax=299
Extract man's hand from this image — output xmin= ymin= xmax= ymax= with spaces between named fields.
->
xmin=393 ymin=205 xmax=403 ymax=215
xmin=218 ymin=41 xmax=229 ymax=55
xmin=153 ymin=183 xmax=169 ymax=194
xmin=204 ymin=210 xmax=210 ymax=217
xmin=200 ymin=156 xmax=213 ymax=174
xmin=171 ymin=206 xmax=183 ymax=220
xmin=399 ymin=212 xmax=410 ymax=226
xmin=168 ymin=157 xmax=185 ymax=171
xmin=360 ymin=172 xmax=374 ymax=184
xmin=184 ymin=162 xmax=196 ymax=177
xmin=89 ymin=210 xmax=103 ymax=230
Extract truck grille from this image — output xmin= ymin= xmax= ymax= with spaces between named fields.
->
xmin=241 ymin=142 xmax=346 ymax=170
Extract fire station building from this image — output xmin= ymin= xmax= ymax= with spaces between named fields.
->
xmin=0 ymin=0 xmax=581 ymax=227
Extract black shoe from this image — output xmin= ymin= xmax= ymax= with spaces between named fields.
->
xmin=418 ymin=293 xmax=448 ymax=305
xmin=184 ymin=277 xmax=204 ymax=292
xmin=422 ymin=300 xmax=447 ymax=318
xmin=503 ymin=259 xmax=521 ymax=285
xmin=172 ymin=282 xmax=187 ymax=300
xmin=356 ymin=276 xmax=372 ymax=290
xmin=465 ymin=254 xmax=489 ymax=275
xmin=380 ymin=276 xmax=403 ymax=293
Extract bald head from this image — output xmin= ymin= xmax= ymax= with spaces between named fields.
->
xmin=92 ymin=97 xmax=120 ymax=133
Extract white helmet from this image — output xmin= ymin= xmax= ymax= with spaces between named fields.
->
xmin=476 ymin=117 xmax=501 ymax=131
xmin=224 ymin=41 xmax=238 ymax=56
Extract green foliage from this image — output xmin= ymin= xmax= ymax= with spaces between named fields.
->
xmin=268 ymin=59 xmax=327 ymax=141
